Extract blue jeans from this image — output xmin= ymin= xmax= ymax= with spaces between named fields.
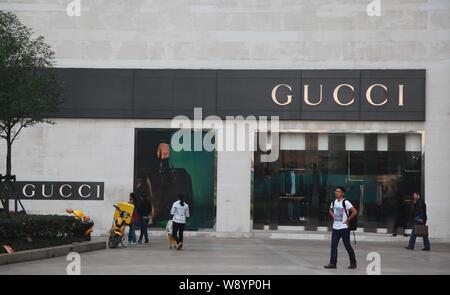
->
xmin=330 ymin=229 xmax=357 ymax=265
xmin=128 ymin=222 xmax=136 ymax=243
xmin=408 ymin=227 xmax=431 ymax=250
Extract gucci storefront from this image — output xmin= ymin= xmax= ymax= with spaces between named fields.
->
xmin=3 ymin=68 xmax=430 ymax=236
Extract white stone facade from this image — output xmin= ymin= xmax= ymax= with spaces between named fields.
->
xmin=0 ymin=0 xmax=448 ymax=238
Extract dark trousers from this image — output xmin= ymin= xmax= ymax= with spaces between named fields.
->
xmin=330 ymin=229 xmax=357 ymax=265
xmin=138 ymin=216 xmax=149 ymax=242
xmin=172 ymin=221 xmax=185 ymax=244
xmin=408 ymin=227 xmax=431 ymax=250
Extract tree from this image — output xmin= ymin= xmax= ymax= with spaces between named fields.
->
xmin=0 ymin=11 xmax=64 ymax=212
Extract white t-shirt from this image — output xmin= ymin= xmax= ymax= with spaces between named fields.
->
xmin=170 ymin=200 xmax=190 ymax=224
xmin=330 ymin=199 xmax=354 ymax=230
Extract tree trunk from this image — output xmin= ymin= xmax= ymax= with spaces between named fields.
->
xmin=4 ymin=129 xmax=12 ymax=212
xmin=6 ymin=129 xmax=12 ymax=177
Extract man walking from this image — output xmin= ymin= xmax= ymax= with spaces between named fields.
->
xmin=405 ymin=192 xmax=431 ymax=251
xmin=324 ymin=186 xmax=358 ymax=269
xmin=137 ymin=195 xmax=150 ymax=244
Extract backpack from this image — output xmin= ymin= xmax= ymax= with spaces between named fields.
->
xmin=345 ymin=199 xmax=358 ymax=231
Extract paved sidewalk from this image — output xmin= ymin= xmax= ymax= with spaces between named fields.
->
xmin=0 ymin=236 xmax=449 ymax=275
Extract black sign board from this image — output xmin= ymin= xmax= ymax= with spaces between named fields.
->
xmin=13 ymin=182 xmax=104 ymax=200
xmin=53 ymin=69 xmax=425 ymax=121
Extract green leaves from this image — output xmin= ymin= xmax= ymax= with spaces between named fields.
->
xmin=0 ymin=11 xmax=65 ymax=189
xmin=0 ymin=11 xmax=54 ymax=68
xmin=0 ymin=11 xmax=64 ymax=140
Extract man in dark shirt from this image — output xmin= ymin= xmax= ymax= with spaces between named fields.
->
xmin=136 ymin=192 xmax=151 ymax=244
xmin=405 ymin=192 xmax=430 ymax=251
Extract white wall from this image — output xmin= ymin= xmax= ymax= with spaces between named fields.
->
xmin=216 ymin=150 xmax=252 ymax=233
xmin=0 ymin=0 xmax=449 ymax=238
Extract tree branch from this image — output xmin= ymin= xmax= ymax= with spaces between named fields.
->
xmin=0 ymin=124 xmax=6 ymax=135
xmin=0 ymin=122 xmax=10 ymax=138
xmin=11 ymin=122 xmax=26 ymax=144
xmin=9 ymin=118 xmax=19 ymax=129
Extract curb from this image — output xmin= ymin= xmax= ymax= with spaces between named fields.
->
xmin=116 ymin=230 xmax=450 ymax=243
xmin=0 ymin=239 xmax=106 ymax=266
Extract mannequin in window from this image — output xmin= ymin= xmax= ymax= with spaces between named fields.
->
xmin=285 ymin=162 xmax=298 ymax=196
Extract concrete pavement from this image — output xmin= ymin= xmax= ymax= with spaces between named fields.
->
xmin=0 ymin=236 xmax=449 ymax=275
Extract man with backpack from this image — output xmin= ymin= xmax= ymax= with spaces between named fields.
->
xmin=324 ymin=186 xmax=358 ymax=269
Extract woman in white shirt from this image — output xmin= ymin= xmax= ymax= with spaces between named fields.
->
xmin=170 ymin=194 xmax=190 ymax=250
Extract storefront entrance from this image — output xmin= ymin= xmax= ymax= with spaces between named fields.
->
xmin=252 ymin=132 xmax=423 ymax=232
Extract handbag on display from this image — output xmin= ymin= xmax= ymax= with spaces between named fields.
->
xmin=144 ymin=159 xmax=193 ymax=223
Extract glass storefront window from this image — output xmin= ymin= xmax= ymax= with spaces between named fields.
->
xmin=253 ymin=133 xmax=423 ymax=232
